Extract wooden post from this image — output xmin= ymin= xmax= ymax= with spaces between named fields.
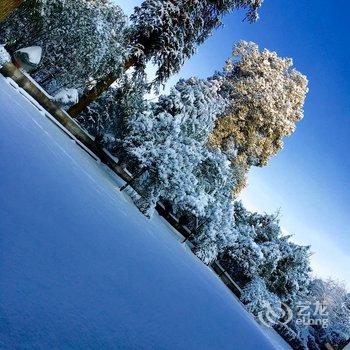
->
xmin=0 ymin=0 xmax=22 ymax=22
xmin=218 ymin=268 xmax=227 ymax=277
xmin=120 ymin=167 xmax=147 ymax=192
xmin=182 ymin=218 xmax=209 ymax=243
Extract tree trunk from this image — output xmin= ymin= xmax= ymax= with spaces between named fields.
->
xmin=0 ymin=0 xmax=22 ymax=22
xmin=67 ymin=56 xmax=137 ymax=118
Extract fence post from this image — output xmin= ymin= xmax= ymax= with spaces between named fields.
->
xmin=120 ymin=167 xmax=147 ymax=192
xmin=182 ymin=217 xmax=209 ymax=243
xmin=218 ymin=268 xmax=227 ymax=278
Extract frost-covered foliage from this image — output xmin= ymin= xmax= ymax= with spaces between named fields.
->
xmin=221 ymin=202 xmax=347 ymax=350
xmin=214 ymin=202 xmax=316 ymax=347
xmin=0 ymin=44 xmax=11 ymax=68
xmin=77 ymin=75 xmax=147 ymax=151
xmin=269 ymin=239 xmax=311 ymax=304
xmin=0 ymin=0 xmax=126 ymax=94
xmin=125 ymin=77 xmax=231 ymax=215
xmin=223 ymin=204 xmax=348 ymax=349
xmin=307 ymin=279 xmax=350 ymax=346
xmin=191 ymin=177 xmax=238 ymax=264
xmin=241 ymin=277 xmax=282 ymax=326
xmin=209 ymin=41 xmax=308 ymax=167
xmin=219 ymin=202 xmax=311 ymax=304
xmin=121 ymin=40 xmax=309 ymax=264
xmin=278 ymin=279 xmax=350 ymax=349
xmin=53 ymin=88 xmax=78 ymax=106
xmin=124 ymin=77 xmax=241 ymax=260
xmin=130 ymin=0 xmax=263 ymax=83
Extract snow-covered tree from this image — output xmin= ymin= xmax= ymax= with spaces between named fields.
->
xmin=77 ymin=75 xmax=147 ymax=153
xmin=0 ymin=0 xmax=41 ymax=52
xmin=209 ymin=41 xmax=308 ymax=167
xmin=0 ymin=0 xmax=127 ymax=95
xmin=0 ymin=44 xmax=11 ymax=68
xmin=280 ymin=278 xmax=350 ymax=350
xmin=308 ymin=279 xmax=350 ymax=347
xmin=220 ymin=225 xmax=264 ymax=284
xmin=122 ymin=77 xmax=242 ymax=259
xmin=130 ymin=0 xmax=263 ymax=84
xmin=191 ymin=177 xmax=238 ymax=264
xmin=218 ymin=202 xmax=311 ymax=305
xmin=266 ymin=239 xmax=311 ymax=305
xmin=124 ymin=77 xmax=231 ymax=215
xmin=241 ymin=277 xmax=282 ymax=326
xmin=68 ymin=0 xmax=264 ymax=117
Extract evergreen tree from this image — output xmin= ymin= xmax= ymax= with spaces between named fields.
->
xmin=308 ymin=279 xmax=350 ymax=347
xmin=219 ymin=202 xmax=311 ymax=305
xmin=129 ymin=0 xmax=263 ymax=84
xmin=0 ymin=0 xmax=43 ymax=53
xmin=241 ymin=277 xmax=282 ymax=326
xmin=209 ymin=41 xmax=308 ymax=168
xmin=77 ymin=74 xmax=147 ymax=154
xmin=68 ymin=0 xmax=263 ymax=117
xmin=191 ymin=176 xmax=237 ymax=264
xmin=267 ymin=239 xmax=311 ymax=304
xmin=124 ymin=77 xmax=234 ymax=219
xmin=0 ymin=0 xmax=127 ymax=95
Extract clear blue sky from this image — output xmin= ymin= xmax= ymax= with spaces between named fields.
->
xmin=117 ymin=0 xmax=350 ymax=287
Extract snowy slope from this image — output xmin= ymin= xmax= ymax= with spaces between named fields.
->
xmin=0 ymin=75 xmax=290 ymax=349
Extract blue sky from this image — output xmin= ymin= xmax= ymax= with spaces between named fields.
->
xmin=117 ymin=0 xmax=350 ymax=286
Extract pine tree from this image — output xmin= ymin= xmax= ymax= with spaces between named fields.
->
xmin=191 ymin=177 xmax=237 ymax=264
xmin=77 ymin=74 xmax=147 ymax=153
xmin=124 ymin=77 xmax=233 ymax=219
xmin=0 ymin=0 xmax=127 ymax=95
xmin=308 ymin=279 xmax=350 ymax=347
xmin=267 ymin=239 xmax=311 ymax=304
xmin=241 ymin=277 xmax=282 ymax=326
xmin=0 ymin=0 xmax=43 ymax=53
xmin=129 ymin=0 xmax=263 ymax=84
xmin=68 ymin=0 xmax=263 ymax=117
xmin=209 ymin=41 xmax=308 ymax=168
xmin=218 ymin=202 xmax=311 ymax=305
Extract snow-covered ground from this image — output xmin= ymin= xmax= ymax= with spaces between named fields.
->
xmin=0 ymin=45 xmax=11 ymax=68
xmin=0 ymin=75 xmax=291 ymax=349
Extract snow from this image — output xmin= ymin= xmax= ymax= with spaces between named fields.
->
xmin=20 ymin=70 xmax=53 ymax=99
xmin=0 ymin=44 xmax=11 ymax=68
xmin=16 ymin=46 xmax=42 ymax=65
xmin=262 ymin=326 xmax=293 ymax=350
xmin=53 ymin=88 xmax=79 ymax=104
xmin=0 ymin=74 xmax=290 ymax=349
